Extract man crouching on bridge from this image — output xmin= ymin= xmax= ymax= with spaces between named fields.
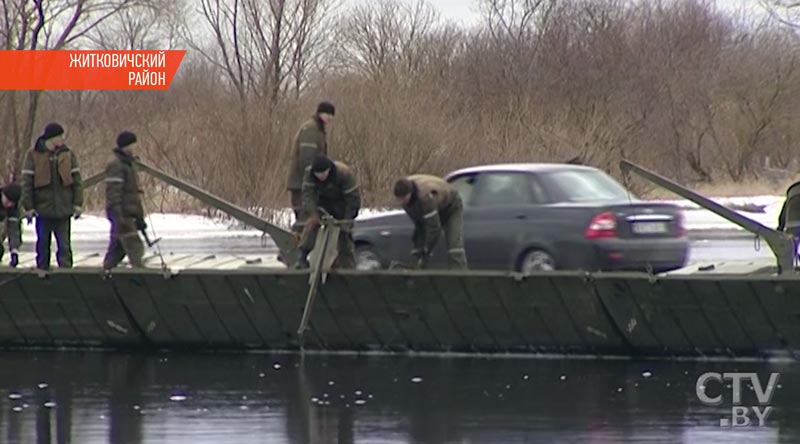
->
xmin=294 ymin=155 xmax=361 ymax=269
xmin=393 ymin=175 xmax=467 ymax=269
xmin=103 ymin=131 xmax=146 ymax=270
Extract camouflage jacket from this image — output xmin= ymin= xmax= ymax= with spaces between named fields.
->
xmin=287 ymin=117 xmax=327 ymax=191
xmin=301 ymin=161 xmax=360 ymax=221
xmin=402 ymin=174 xmax=460 ymax=254
xmin=105 ymin=148 xmax=145 ymax=222
xmin=20 ymin=138 xmax=84 ymax=219
xmin=0 ymin=189 xmax=21 ymax=253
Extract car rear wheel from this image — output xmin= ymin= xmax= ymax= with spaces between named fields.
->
xmin=518 ymin=249 xmax=556 ymax=273
xmin=356 ymin=244 xmax=384 ymax=270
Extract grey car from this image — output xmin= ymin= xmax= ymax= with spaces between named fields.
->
xmin=352 ymin=163 xmax=689 ymax=273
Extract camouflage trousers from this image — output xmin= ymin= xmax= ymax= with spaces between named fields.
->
xmin=103 ymin=217 xmax=145 ymax=270
xmin=290 ymin=190 xmax=304 ymax=234
xmin=414 ymin=197 xmax=467 ymax=270
xmin=440 ymin=198 xmax=467 ymax=269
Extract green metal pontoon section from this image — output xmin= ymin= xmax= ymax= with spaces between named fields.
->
xmin=0 ymin=267 xmax=799 ymax=358
xmin=0 ymin=160 xmax=797 ymax=359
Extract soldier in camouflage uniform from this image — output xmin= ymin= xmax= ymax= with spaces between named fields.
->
xmin=0 ymin=183 xmax=22 ymax=267
xmin=295 ymin=155 xmax=360 ymax=269
xmin=393 ymin=175 xmax=468 ymax=269
xmin=20 ymin=123 xmax=84 ymax=270
xmin=286 ymin=102 xmax=334 ymax=234
xmin=103 ymin=131 xmax=146 ymax=270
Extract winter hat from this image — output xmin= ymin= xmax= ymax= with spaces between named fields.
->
xmin=393 ymin=178 xmax=414 ymax=197
xmin=316 ymin=101 xmax=335 ymax=116
xmin=117 ymin=131 xmax=137 ymax=148
xmin=42 ymin=123 xmax=64 ymax=140
xmin=1 ymin=183 xmax=21 ymax=204
xmin=311 ymin=155 xmax=334 ymax=173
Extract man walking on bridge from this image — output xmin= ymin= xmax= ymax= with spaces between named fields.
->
xmin=103 ymin=131 xmax=146 ymax=270
xmin=295 ymin=155 xmax=360 ymax=269
xmin=0 ymin=183 xmax=22 ymax=267
xmin=393 ymin=175 xmax=468 ymax=269
xmin=20 ymin=122 xmax=84 ymax=270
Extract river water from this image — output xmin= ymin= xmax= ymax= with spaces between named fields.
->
xmin=0 ymin=351 xmax=796 ymax=443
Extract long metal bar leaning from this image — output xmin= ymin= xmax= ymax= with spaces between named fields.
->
xmin=296 ymin=216 xmax=340 ymax=345
xmin=82 ymin=171 xmax=107 ymax=189
xmin=131 ymin=160 xmax=299 ymax=265
xmin=620 ymin=159 xmax=797 ymax=273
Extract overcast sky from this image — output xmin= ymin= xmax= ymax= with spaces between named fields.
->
xmin=342 ymin=0 xmax=770 ymax=27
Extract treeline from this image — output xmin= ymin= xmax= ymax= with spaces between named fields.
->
xmin=2 ymin=0 xmax=799 ymax=215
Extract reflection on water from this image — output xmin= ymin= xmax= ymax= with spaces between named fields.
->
xmin=0 ymin=351 xmax=796 ymax=443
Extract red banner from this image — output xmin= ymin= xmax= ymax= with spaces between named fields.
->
xmin=0 ymin=50 xmax=186 ymax=90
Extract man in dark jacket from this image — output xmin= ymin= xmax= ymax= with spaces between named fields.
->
xmin=287 ymin=102 xmax=334 ymax=235
xmin=0 ymin=183 xmax=22 ymax=267
xmin=20 ymin=122 xmax=84 ymax=270
xmin=393 ymin=175 xmax=468 ymax=269
xmin=295 ymin=155 xmax=360 ymax=269
xmin=103 ymin=131 xmax=146 ymax=270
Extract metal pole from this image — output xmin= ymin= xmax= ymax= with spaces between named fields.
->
xmin=296 ymin=217 xmax=336 ymax=345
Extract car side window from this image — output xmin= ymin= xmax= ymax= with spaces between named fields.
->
xmin=528 ymin=176 xmax=550 ymax=204
xmin=447 ymin=173 xmax=478 ymax=206
xmin=472 ymin=172 xmax=538 ymax=207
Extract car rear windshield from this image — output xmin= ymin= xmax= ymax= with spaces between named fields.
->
xmin=541 ymin=169 xmax=633 ymax=202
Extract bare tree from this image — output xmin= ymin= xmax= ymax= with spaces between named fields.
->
xmin=337 ymin=0 xmax=441 ymax=79
xmin=0 ymin=0 xmax=162 ymax=180
xmin=187 ymin=0 xmax=335 ymax=108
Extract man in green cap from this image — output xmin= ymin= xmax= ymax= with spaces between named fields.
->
xmin=0 ymin=183 xmax=22 ymax=267
xmin=287 ymin=101 xmax=335 ymax=236
xmin=295 ymin=154 xmax=360 ymax=269
xmin=103 ymin=131 xmax=146 ymax=270
xmin=20 ymin=122 xmax=84 ymax=270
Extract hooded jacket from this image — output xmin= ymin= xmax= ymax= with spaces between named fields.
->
xmin=105 ymin=148 xmax=145 ymax=224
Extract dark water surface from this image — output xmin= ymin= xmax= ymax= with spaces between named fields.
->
xmin=0 ymin=351 xmax=796 ymax=443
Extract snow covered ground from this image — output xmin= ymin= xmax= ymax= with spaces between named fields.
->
xmin=660 ymin=195 xmax=783 ymax=232
xmin=17 ymin=195 xmax=785 ymax=243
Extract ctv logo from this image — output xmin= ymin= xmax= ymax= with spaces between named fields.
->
xmin=696 ymin=372 xmax=780 ymax=427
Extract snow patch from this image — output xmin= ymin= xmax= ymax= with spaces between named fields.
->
xmin=17 ymin=194 xmax=783 ymax=243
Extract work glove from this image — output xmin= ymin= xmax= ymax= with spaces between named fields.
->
xmin=24 ymin=209 xmax=35 ymax=225
xmin=73 ymin=206 xmax=82 ymax=220
xmin=135 ymin=218 xmax=147 ymax=231
xmin=9 ymin=253 xmax=18 ymax=268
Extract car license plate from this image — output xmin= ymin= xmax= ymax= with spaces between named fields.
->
xmin=632 ymin=222 xmax=667 ymax=234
